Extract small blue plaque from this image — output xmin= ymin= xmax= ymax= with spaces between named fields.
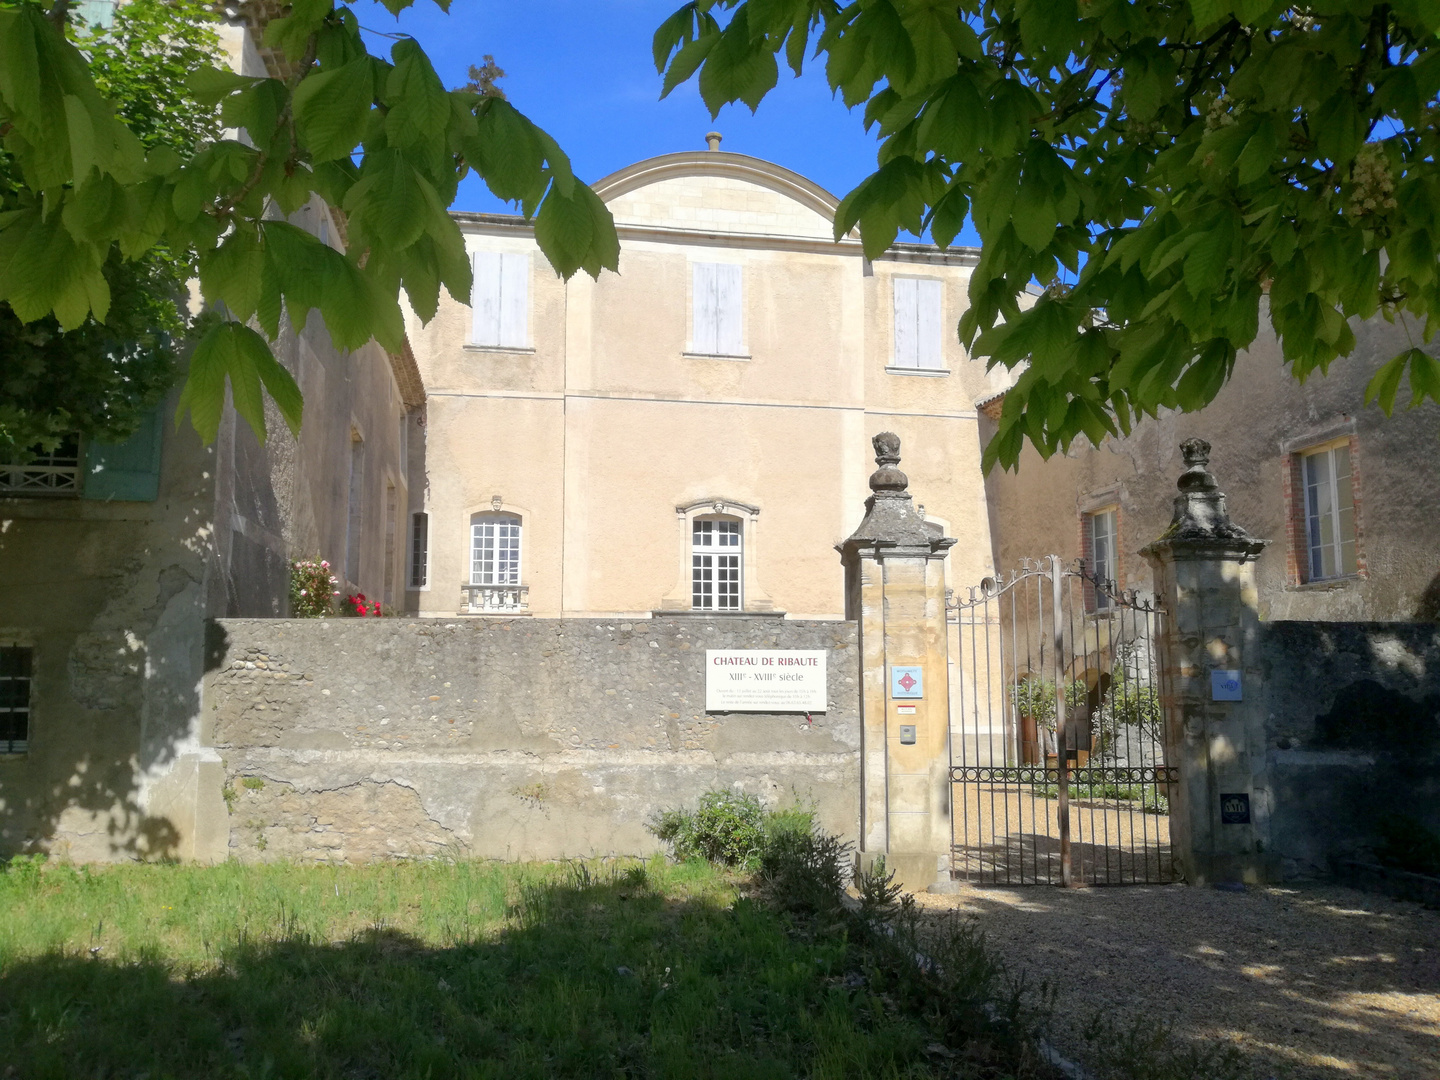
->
xmin=1211 ymin=669 xmax=1242 ymax=701
xmin=891 ymin=666 xmax=923 ymax=699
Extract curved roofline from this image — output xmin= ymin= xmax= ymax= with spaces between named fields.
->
xmin=591 ymin=150 xmax=843 ymax=225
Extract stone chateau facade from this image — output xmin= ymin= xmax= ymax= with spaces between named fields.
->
xmin=401 ymin=138 xmax=1012 ymax=621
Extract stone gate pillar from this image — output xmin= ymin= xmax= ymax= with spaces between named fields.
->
xmin=1142 ymin=439 xmax=1279 ymax=885
xmin=840 ymin=433 xmax=956 ymax=893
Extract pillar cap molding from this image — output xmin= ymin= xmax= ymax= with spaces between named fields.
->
xmin=1142 ymin=438 xmax=1268 ymax=563
xmin=840 ymin=433 xmax=955 ymax=560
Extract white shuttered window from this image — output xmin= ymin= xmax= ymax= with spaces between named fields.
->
xmin=692 ymin=262 xmax=743 ymax=355
xmin=471 ymin=252 xmax=529 ymax=348
xmin=892 ymin=277 xmax=943 ymax=369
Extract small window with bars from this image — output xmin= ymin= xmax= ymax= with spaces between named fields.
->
xmin=471 ymin=515 xmax=521 ymax=585
xmin=692 ymin=517 xmax=742 ymax=611
xmin=410 ymin=512 xmax=429 ymax=589
xmin=2 ymin=437 xmax=82 ymax=497
xmin=1 ymin=646 xmax=32 ymax=755
xmin=1303 ymin=442 xmax=1358 ymax=581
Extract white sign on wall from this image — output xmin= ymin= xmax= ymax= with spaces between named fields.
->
xmin=705 ymin=650 xmax=827 ymax=712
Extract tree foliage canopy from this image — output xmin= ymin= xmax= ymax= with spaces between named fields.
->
xmin=656 ymin=0 xmax=1440 ymax=469
xmin=0 ymin=0 xmax=222 ymax=452
xmin=0 ymin=0 xmax=619 ymax=445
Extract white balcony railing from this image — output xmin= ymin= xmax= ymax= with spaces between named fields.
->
xmin=460 ymin=583 xmax=529 ymax=614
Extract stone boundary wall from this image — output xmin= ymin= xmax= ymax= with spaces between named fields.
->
xmin=1259 ymin=621 xmax=1440 ymax=878
xmin=203 ymin=616 xmax=859 ymax=862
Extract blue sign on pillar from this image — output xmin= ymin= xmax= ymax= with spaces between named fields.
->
xmin=890 ymin=666 xmax=923 ymax=698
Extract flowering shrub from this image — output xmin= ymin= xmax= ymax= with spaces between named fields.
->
xmin=289 ymin=560 xmax=338 ymax=618
xmin=342 ymin=592 xmax=383 ymax=617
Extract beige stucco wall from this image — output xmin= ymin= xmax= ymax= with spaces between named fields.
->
xmin=408 ymin=152 xmax=1009 ymax=619
xmin=982 ymin=314 xmax=1440 ymax=621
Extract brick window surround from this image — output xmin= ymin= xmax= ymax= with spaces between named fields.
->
xmin=1282 ymin=433 xmax=1367 ymax=586
xmin=1078 ymin=494 xmax=1123 ymax=613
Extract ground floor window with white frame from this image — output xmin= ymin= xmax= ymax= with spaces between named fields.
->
xmin=1302 ymin=441 xmax=1357 ymax=581
xmin=468 ymin=514 xmax=523 ymax=611
xmin=692 ymin=516 xmax=742 ymax=610
xmin=1087 ymin=507 xmax=1118 ymax=609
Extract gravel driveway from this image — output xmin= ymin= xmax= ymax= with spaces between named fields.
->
xmin=915 ymin=882 xmax=1439 ymax=1080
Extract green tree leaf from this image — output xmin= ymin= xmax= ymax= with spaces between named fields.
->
xmin=292 ymin=57 xmax=374 ymax=162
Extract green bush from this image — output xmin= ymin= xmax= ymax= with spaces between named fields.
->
xmin=755 ymin=826 xmax=850 ymax=919
xmin=648 ymin=790 xmax=813 ymax=869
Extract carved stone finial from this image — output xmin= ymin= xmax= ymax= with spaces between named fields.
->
xmin=842 ymin=433 xmax=953 ymax=556
xmin=1142 ymin=439 xmax=1267 ymax=559
xmin=869 ymin=431 xmax=908 ymax=494
xmin=1178 ymin=438 xmax=1219 ymax=493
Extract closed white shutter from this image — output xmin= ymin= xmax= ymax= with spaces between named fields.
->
xmin=693 ymin=262 xmax=718 ymax=353
xmin=471 ymin=251 xmax=501 ymax=346
xmin=499 ymin=252 xmax=528 ymax=347
xmin=916 ymin=278 xmax=943 ymax=369
xmin=714 ymin=263 xmax=743 ymax=355
xmin=893 ymin=277 xmax=918 ymax=367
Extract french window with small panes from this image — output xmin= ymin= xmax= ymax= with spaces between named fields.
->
xmin=471 ymin=515 xmax=522 ymax=587
xmin=691 ymin=517 xmax=742 ymax=610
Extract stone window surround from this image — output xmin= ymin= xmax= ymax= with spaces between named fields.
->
xmin=660 ymin=498 xmax=776 ymax=613
xmin=1279 ymin=421 xmax=1366 ymax=588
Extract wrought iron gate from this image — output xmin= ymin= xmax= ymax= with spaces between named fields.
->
xmin=947 ymin=557 xmax=1179 ymax=886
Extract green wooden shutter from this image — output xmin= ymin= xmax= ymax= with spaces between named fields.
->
xmin=82 ymin=406 xmax=163 ymax=502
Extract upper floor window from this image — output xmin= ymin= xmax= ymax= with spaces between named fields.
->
xmin=692 ymin=517 xmax=742 ymax=610
xmin=1085 ymin=507 xmax=1118 ymax=611
xmin=892 ymin=277 xmax=944 ymax=370
xmin=0 ymin=646 xmax=32 ymax=755
xmin=1303 ymin=442 xmax=1357 ymax=580
xmin=1 ymin=438 xmax=81 ymax=497
xmin=692 ymin=262 xmax=743 ymax=356
xmin=471 ymin=251 xmax=529 ymax=348
xmin=471 ymin=514 xmax=522 ymax=586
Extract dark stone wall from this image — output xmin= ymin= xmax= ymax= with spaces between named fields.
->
xmin=1260 ymin=621 xmax=1440 ymax=878
xmin=204 ymin=615 xmax=860 ymax=862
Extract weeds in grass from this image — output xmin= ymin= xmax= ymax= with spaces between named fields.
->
xmin=0 ymin=855 xmax=1002 ymax=1078
xmin=1080 ymin=1011 xmax=1252 ymax=1080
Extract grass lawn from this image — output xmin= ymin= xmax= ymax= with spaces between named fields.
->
xmin=0 ymin=855 xmax=1033 ymax=1079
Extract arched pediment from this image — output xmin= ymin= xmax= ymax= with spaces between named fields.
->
xmin=592 ymin=151 xmax=847 ymax=240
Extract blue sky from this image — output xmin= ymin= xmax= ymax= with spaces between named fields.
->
xmin=355 ymin=0 xmax=976 ymax=244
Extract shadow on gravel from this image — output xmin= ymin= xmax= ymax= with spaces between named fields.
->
xmin=922 ymin=882 xmax=1440 ymax=1080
